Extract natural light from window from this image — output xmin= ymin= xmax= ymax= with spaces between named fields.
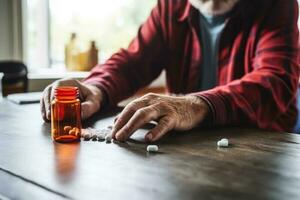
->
xmin=25 ymin=0 xmax=300 ymax=72
xmin=25 ymin=0 xmax=156 ymax=71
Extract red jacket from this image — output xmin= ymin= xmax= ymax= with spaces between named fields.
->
xmin=84 ymin=0 xmax=300 ymax=132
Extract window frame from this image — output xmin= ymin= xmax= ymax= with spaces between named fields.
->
xmin=22 ymin=0 xmax=50 ymax=71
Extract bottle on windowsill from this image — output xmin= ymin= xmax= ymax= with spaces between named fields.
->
xmin=65 ymin=33 xmax=79 ymax=71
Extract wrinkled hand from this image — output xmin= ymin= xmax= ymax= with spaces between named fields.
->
xmin=40 ymin=78 xmax=103 ymax=122
xmin=112 ymin=93 xmax=209 ymax=142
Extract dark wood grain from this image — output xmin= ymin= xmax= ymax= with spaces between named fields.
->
xmin=1 ymin=99 xmax=300 ymax=200
xmin=0 ymin=169 xmax=67 ymax=200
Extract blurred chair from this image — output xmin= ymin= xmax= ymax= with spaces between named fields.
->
xmin=0 ymin=61 xmax=28 ymax=96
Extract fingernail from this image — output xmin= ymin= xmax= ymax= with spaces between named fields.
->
xmin=146 ymin=134 xmax=153 ymax=142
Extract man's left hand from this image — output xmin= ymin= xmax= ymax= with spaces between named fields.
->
xmin=111 ymin=93 xmax=209 ymax=142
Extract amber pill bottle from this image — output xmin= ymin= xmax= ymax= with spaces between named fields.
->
xmin=51 ymin=86 xmax=81 ymax=142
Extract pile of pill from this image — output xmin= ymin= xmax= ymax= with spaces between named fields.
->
xmin=217 ymin=138 xmax=229 ymax=147
xmin=81 ymin=127 xmax=160 ymax=153
xmin=81 ymin=126 xmax=112 ymax=142
xmin=63 ymin=126 xmax=80 ymax=136
xmin=105 ymin=134 xmax=112 ymax=143
xmin=52 ymin=126 xmax=80 ymax=136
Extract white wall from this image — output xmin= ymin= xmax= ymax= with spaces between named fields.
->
xmin=0 ymin=0 xmax=13 ymax=59
xmin=0 ymin=0 xmax=22 ymax=61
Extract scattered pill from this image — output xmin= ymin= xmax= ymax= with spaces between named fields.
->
xmin=92 ymin=134 xmax=98 ymax=141
xmin=105 ymin=134 xmax=112 ymax=143
xmin=81 ymin=129 xmax=87 ymax=138
xmin=81 ymin=129 xmax=92 ymax=140
xmin=217 ymin=138 xmax=229 ymax=147
xmin=83 ymin=132 xmax=92 ymax=140
xmin=63 ymin=126 xmax=72 ymax=133
xmin=97 ymin=133 xmax=105 ymax=140
xmin=147 ymin=145 xmax=159 ymax=152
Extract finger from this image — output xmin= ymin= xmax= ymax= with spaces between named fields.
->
xmin=81 ymin=100 xmax=100 ymax=120
xmin=145 ymin=116 xmax=175 ymax=142
xmin=43 ymin=86 xmax=52 ymax=120
xmin=115 ymin=106 xmax=161 ymax=141
xmin=81 ymin=86 xmax=102 ymax=120
xmin=50 ymin=84 xmax=57 ymax=104
xmin=81 ymin=101 xmax=93 ymax=120
xmin=76 ymin=80 xmax=90 ymax=100
xmin=40 ymin=96 xmax=48 ymax=122
xmin=114 ymin=114 xmax=120 ymax=123
xmin=111 ymin=101 xmax=147 ymax=139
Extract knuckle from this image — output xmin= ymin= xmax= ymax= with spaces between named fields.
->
xmin=143 ymin=93 xmax=157 ymax=100
xmin=127 ymin=100 xmax=140 ymax=109
xmin=135 ymin=109 xmax=147 ymax=118
xmin=125 ymin=105 xmax=137 ymax=114
xmin=157 ymin=101 xmax=168 ymax=108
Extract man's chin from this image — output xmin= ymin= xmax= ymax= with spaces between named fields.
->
xmin=189 ymin=0 xmax=239 ymax=16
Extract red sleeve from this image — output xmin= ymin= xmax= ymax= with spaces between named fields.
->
xmin=195 ymin=0 xmax=300 ymax=131
xmin=83 ymin=0 xmax=167 ymax=107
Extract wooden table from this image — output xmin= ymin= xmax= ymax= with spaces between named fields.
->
xmin=1 ymin=99 xmax=300 ymax=200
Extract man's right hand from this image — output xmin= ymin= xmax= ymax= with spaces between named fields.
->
xmin=40 ymin=78 xmax=104 ymax=122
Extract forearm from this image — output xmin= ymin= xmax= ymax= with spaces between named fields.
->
xmin=193 ymin=68 xmax=299 ymax=131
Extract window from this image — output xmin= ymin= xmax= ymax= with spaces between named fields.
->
xmin=24 ymin=0 xmax=156 ymax=72
xmin=24 ymin=0 xmax=49 ymax=71
xmin=23 ymin=0 xmax=300 ymax=72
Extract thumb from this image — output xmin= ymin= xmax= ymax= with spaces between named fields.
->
xmin=81 ymin=100 xmax=100 ymax=120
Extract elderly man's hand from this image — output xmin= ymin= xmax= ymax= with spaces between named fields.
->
xmin=40 ymin=78 xmax=104 ymax=122
xmin=112 ymin=93 xmax=209 ymax=142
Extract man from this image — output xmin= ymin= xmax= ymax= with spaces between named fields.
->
xmin=41 ymin=0 xmax=299 ymax=142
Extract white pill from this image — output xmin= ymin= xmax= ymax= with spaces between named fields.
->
xmin=96 ymin=128 xmax=111 ymax=134
xmin=84 ymin=128 xmax=95 ymax=135
xmin=103 ymin=130 xmax=111 ymax=136
xmin=84 ymin=133 xmax=92 ymax=140
xmin=97 ymin=133 xmax=106 ymax=140
xmin=81 ymin=129 xmax=92 ymax=140
xmin=91 ymin=134 xmax=98 ymax=141
xmin=217 ymin=138 xmax=229 ymax=147
xmin=105 ymin=134 xmax=112 ymax=143
xmin=147 ymin=145 xmax=159 ymax=152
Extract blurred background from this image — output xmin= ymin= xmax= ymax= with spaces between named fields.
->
xmin=0 ymin=0 xmax=164 ymax=96
xmin=0 ymin=0 xmax=299 ymax=97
